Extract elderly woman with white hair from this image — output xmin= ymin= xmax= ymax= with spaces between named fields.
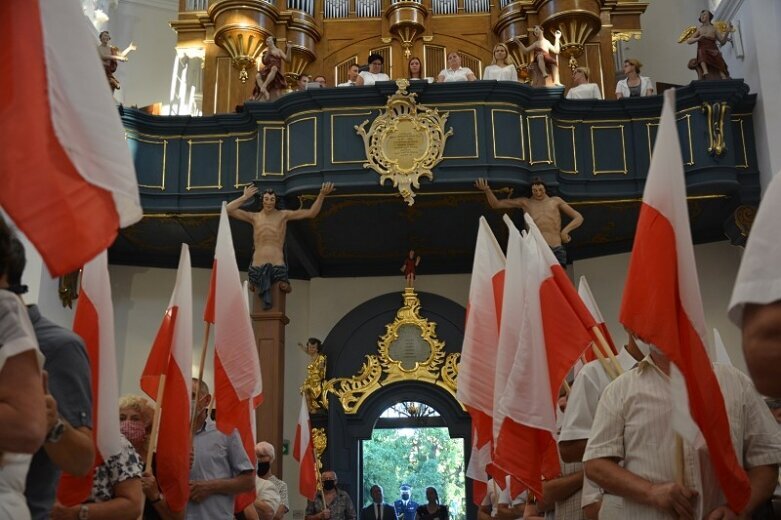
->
xmin=255 ymin=441 xmax=289 ymax=519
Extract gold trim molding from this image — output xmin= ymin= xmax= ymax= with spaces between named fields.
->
xmin=355 ymin=79 xmax=453 ymax=205
xmin=320 ymin=288 xmax=461 ymax=414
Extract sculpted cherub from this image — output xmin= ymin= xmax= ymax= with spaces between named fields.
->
xmin=515 ymin=26 xmax=563 ymax=86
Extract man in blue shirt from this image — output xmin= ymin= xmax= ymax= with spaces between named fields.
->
xmin=188 ymin=378 xmax=255 ymax=520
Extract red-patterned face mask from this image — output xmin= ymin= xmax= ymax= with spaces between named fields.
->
xmin=120 ymin=420 xmax=147 ymax=445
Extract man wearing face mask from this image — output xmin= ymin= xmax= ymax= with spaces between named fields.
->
xmin=188 ymin=378 xmax=255 ymax=520
xmin=253 ymin=442 xmax=288 ymax=520
xmin=393 ymin=484 xmax=418 ymax=520
xmin=557 ymin=332 xmax=649 ymax=519
xmin=305 ymin=470 xmax=356 ymax=520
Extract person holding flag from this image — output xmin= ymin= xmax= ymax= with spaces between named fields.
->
xmin=188 ymin=378 xmax=255 ymax=520
xmin=583 ymin=89 xmax=781 ymax=519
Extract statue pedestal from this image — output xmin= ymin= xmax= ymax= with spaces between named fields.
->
xmin=251 ymin=281 xmax=291 ymax=477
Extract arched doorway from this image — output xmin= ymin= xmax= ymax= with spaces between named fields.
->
xmin=314 ymin=289 xmax=475 ymax=518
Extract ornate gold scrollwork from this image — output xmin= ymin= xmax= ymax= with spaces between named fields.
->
xmin=355 ymin=79 xmax=453 ymax=205
xmin=311 ymin=427 xmax=327 ymax=472
xmin=702 ymin=101 xmax=728 ymax=156
xmin=611 ymin=30 xmax=642 ymax=53
xmin=301 ymin=353 xmax=327 ymax=412
xmin=321 ymin=355 xmax=383 ymax=413
xmin=319 ymin=288 xmax=461 ymax=414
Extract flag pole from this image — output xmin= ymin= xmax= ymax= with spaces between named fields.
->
xmin=191 ymin=321 xmax=211 ymax=434
xmin=591 ymin=326 xmax=623 ymax=376
xmin=562 ymin=380 xmax=571 ymax=395
xmin=591 ymin=343 xmax=618 ymax=380
xmin=674 ymin=434 xmax=685 ymax=486
xmin=146 ymin=374 xmax=166 ymax=471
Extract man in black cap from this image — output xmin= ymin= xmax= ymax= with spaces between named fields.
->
xmin=393 ymin=484 xmax=417 ymax=520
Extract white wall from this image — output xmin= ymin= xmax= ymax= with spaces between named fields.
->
xmin=716 ymin=0 xmax=781 ymax=188
xmin=618 ymin=0 xmax=709 ymax=88
xmin=573 ymin=241 xmax=747 ymax=372
xmin=106 ymin=0 xmax=177 ymax=107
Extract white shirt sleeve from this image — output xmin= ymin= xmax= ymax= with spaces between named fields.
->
xmin=729 ymin=173 xmax=781 ymax=325
xmin=559 ymin=362 xmax=605 ymax=442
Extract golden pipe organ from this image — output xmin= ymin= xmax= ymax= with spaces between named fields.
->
xmin=170 ymin=0 xmax=648 ymax=114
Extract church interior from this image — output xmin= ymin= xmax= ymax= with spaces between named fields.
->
xmin=11 ymin=0 xmax=781 ymax=518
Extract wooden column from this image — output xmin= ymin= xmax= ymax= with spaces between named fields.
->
xmin=251 ymin=281 xmax=291 ymax=478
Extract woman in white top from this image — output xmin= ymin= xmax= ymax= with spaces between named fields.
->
xmin=0 ymin=220 xmax=47 ymax=520
xmin=356 ymin=53 xmax=390 ymax=86
xmin=566 ymin=66 xmax=602 ymax=100
xmin=615 ymin=58 xmax=654 ymax=98
xmin=438 ymin=51 xmax=477 ymax=82
xmin=482 ymin=43 xmax=518 ymax=81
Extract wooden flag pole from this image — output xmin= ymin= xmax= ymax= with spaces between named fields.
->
xmin=562 ymin=380 xmax=571 ymax=395
xmin=591 ymin=326 xmax=624 ymax=377
xmin=146 ymin=374 xmax=166 ymax=471
xmin=674 ymin=433 xmax=685 ymax=486
xmin=591 ymin=342 xmax=618 ymax=380
xmin=191 ymin=321 xmax=211 ymax=435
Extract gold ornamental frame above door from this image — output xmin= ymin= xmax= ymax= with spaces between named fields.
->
xmin=355 ymin=79 xmax=453 ymax=205
xmin=318 ymin=288 xmax=461 ymax=414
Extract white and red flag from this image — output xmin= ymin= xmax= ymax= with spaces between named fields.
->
xmin=0 ymin=1 xmax=141 ymax=277
xmin=294 ymin=395 xmax=318 ymax=500
xmin=140 ymin=244 xmax=193 ymax=513
xmin=204 ymin=203 xmax=262 ymax=512
xmin=578 ymin=276 xmax=617 ymax=361
xmin=58 ymin=251 xmax=121 ymax=505
xmin=620 ymin=89 xmax=750 ymax=512
xmin=458 ymin=217 xmax=505 ymax=503
xmin=493 ymin=214 xmax=596 ymax=500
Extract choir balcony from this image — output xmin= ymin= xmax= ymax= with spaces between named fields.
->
xmin=116 ymin=79 xmax=759 ymax=278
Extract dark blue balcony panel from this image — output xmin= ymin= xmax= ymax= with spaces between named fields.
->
xmin=115 ymin=79 xmax=759 ymax=278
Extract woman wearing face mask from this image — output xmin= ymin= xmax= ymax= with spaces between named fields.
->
xmin=118 ymin=395 xmax=182 ymax=520
xmin=51 ymin=397 xmax=146 ymax=520
xmin=304 ymin=470 xmax=356 ymax=520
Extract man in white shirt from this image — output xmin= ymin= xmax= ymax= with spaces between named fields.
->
xmin=583 ymin=348 xmax=781 ymax=519
xmin=361 ymin=485 xmax=395 ymax=520
xmin=728 ymin=173 xmax=781 ymax=398
xmin=338 ymin=64 xmax=360 ymax=87
xmin=557 ymin=335 xmax=647 ymax=518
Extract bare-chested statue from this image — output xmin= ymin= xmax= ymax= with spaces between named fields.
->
xmin=684 ymin=10 xmax=732 ymax=80
xmin=475 ymin=177 xmax=583 ymax=265
xmin=515 ymin=26 xmax=562 ymax=87
xmin=227 ymin=182 xmax=335 ymax=308
xmin=97 ymin=31 xmax=136 ymax=92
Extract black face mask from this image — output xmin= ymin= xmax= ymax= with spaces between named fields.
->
xmin=401 ymin=493 xmax=410 ymax=501
xmin=323 ymin=480 xmax=336 ymax=491
xmin=257 ymin=462 xmax=271 ymax=476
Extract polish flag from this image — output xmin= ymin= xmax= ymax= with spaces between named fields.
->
xmin=493 ymin=214 xmax=596 ymax=499
xmin=294 ymin=395 xmax=318 ymax=500
xmin=0 ymin=1 xmax=141 ymax=277
xmin=204 ymin=203 xmax=262 ymax=512
xmin=458 ymin=217 xmax=505 ymax=504
xmin=620 ymin=89 xmax=750 ymax=512
xmin=578 ymin=276 xmax=617 ymax=362
xmin=204 ymin=203 xmax=263 ymax=433
xmin=58 ymin=251 xmax=121 ymax=505
xmin=140 ymin=244 xmax=193 ymax=512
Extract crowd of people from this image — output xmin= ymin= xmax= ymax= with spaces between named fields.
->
xmin=253 ymin=41 xmax=660 ymax=102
